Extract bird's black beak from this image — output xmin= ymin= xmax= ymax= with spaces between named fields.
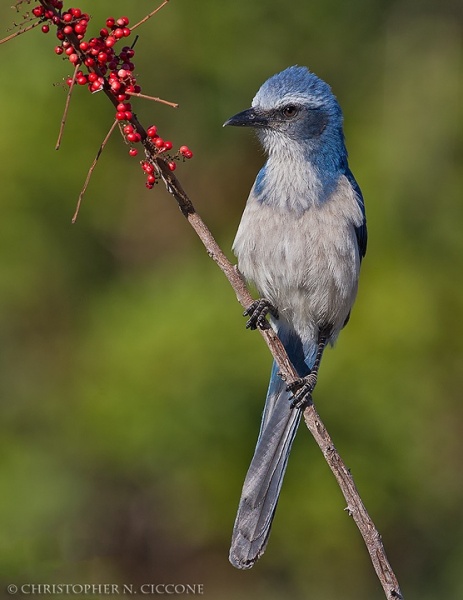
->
xmin=223 ymin=107 xmax=269 ymax=128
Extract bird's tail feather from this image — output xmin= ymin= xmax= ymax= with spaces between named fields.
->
xmin=229 ymin=327 xmax=316 ymax=569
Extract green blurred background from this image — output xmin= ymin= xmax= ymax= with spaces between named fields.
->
xmin=0 ymin=1 xmax=462 ymax=598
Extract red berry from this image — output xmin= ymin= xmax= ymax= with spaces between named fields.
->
xmin=88 ymin=72 xmax=98 ymax=83
xmin=114 ymin=28 xmax=125 ymax=39
xmin=105 ymin=36 xmax=116 ymax=48
xmin=106 ymin=17 xmax=115 ymax=29
xmin=41 ymin=24 xmax=49 ymax=33
xmin=168 ymin=161 xmax=176 ymax=171
xmin=129 ymin=148 xmax=138 ymax=156
xmin=55 ymin=46 xmax=64 ymax=55
xmin=117 ymin=69 xmax=128 ymax=79
xmin=32 ymin=6 xmax=44 ymax=17
xmin=163 ymin=141 xmax=173 ymax=151
xmin=123 ymin=28 xmax=131 ymax=37
xmin=179 ymin=146 xmax=193 ymax=158
xmin=110 ymin=80 xmax=121 ymax=92
xmin=77 ymin=76 xmax=87 ymax=85
xmin=71 ymin=8 xmax=81 ymax=17
xmin=79 ymin=41 xmax=89 ymax=51
xmin=147 ymin=174 xmax=156 ymax=184
xmin=90 ymin=80 xmax=103 ymax=92
xmin=97 ymin=52 xmax=108 ymax=63
xmin=63 ymin=13 xmax=73 ymax=23
xmin=65 ymin=77 xmax=73 ymax=86
xmin=63 ymin=25 xmax=73 ymax=35
xmin=74 ymin=23 xmax=86 ymax=35
xmin=146 ymin=182 xmax=154 ymax=190
xmin=123 ymin=124 xmax=134 ymax=134
xmin=147 ymin=126 xmax=157 ymax=138
xmin=69 ymin=53 xmax=79 ymax=64
xmin=124 ymin=111 xmax=133 ymax=120
xmin=154 ymin=138 xmax=165 ymax=149
xmin=100 ymin=28 xmax=109 ymax=38
xmin=126 ymin=132 xmax=138 ymax=143
xmin=115 ymin=111 xmax=126 ymax=121
xmin=142 ymin=162 xmax=154 ymax=174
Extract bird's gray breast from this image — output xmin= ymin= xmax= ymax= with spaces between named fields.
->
xmin=233 ymin=175 xmax=364 ymax=340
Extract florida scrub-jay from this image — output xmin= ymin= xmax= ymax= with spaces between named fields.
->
xmin=224 ymin=66 xmax=367 ymax=569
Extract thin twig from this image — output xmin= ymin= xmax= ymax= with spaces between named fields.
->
xmin=131 ymin=0 xmax=170 ymax=31
xmin=72 ymin=120 xmax=118 ymax=224
xmin=56 ymin=63 xmax=79 ymax=150
xmin=154 ymin=158 xmax=404 ymax=600
xmin=125 ymin=91 xmax=178 ymax=109
xmin=0 ymin=19 xmax=40 ymax=44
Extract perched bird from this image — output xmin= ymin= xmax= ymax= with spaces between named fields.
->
xmin=224 ymin=66 xmax=367 ymax=569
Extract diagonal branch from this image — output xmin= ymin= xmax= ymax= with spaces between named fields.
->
xmin=154 ymin=158 xmax=404 ymax=600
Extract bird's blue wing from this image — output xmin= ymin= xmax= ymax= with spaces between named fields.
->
xmin=345 ymin=167 xmax=367 ymax=260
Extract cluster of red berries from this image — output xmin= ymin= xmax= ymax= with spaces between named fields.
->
xmin=28 ymin=1 xmax=193 ymax=187
xmin=141 ymin=160 xmax=157 ymax=190
xmin=135 ymin=126 xmax=193 ymax=188
xmin=33 ymin=3 xmax=139 ymax=110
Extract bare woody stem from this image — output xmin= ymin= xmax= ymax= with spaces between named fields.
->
xmin=0 ymin=20 xmax=40 ymax=45
xmin=303 ymin=410 xmax=403 ymax=599
xmin=56 ymin=63 xmax=79 ymax=150
xmin=131 ymin=0 xmax=170 ymax=31
xmin=125 ymin=91 xmax=179 ymax=109
xmin=154 ymin=159 xmax=404 ymax=600
xmin=72 ymin=119 xmax=119 ymax=223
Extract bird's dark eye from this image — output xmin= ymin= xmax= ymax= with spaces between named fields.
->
xmin=282 ymin=105 xmax=298 ymax=118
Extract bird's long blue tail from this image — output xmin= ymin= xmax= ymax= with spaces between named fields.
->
xmin=229 ymin=326 xmax=316 ymax=569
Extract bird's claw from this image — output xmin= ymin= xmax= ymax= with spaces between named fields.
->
xmin=243 ymin=299 xmax=279 ymax=330
xmin=287 ymin=373 xmax=318 ymax=409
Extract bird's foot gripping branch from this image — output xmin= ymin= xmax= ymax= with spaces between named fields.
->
xmin=243 ymin=298 xmax=279 ymax=330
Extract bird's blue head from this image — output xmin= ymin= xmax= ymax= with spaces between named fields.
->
xmin=225 ymin=66 xmax=347 ymax=171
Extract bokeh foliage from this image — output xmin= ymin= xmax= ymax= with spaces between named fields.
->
xmin=0 ymin=1 xmax=462 ymax=598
